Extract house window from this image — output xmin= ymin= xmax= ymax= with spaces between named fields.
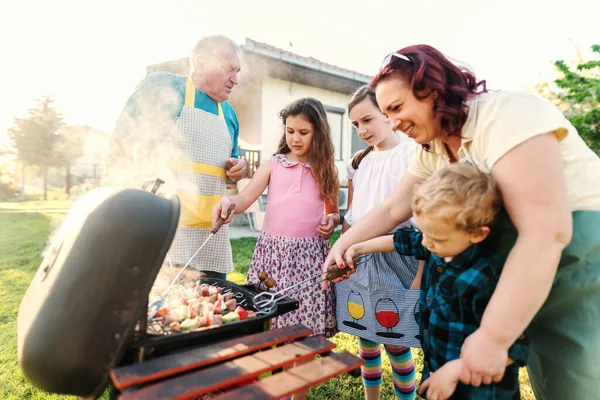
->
xmin=350 ymin=126 xmax=368 ymax=155
xmin=325 ymin=106 xmax=344 ymax=160
xmin=238 ymin=148 xmax=261 ymax=179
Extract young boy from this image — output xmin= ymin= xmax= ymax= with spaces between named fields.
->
xmin=345 ymin=163 xmax=529 ymax=399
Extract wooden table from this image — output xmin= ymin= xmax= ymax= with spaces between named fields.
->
xmin=111 ymin=324 xmax=364 ymax=400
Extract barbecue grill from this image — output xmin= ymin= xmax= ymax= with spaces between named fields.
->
xmin=16 ymin=186 xmax=298 ymax=399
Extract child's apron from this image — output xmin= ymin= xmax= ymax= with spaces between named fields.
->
xmin=335 ymin=249 xmax=421 ymax=348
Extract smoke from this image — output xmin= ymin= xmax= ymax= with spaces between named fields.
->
xmin=102 ymin=83 xmax=187 ymax=196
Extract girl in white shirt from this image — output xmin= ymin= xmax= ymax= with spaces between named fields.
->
xmin=338 ymin=86 xmax=421 ymax=400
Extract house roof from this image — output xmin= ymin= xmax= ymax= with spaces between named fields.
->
xmin=242 ymin=38 xmax=371 ymax=85
xmin=146 ymin=38 xmax=372 ymax=94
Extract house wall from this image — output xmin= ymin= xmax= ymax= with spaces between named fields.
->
xmin=229 ymin=80 xmax=262 ymax=150
xmin=259 ymin=76 xmax=354 ymax=185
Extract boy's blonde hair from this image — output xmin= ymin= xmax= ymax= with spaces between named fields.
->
xmin=412 ymin=163 xmax=502 ymax=233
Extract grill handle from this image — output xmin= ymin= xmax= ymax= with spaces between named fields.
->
xmin=325 ymin=264 xmax=351 ymax=281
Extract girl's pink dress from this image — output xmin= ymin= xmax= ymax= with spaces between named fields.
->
xmin=246 ymin=154 xmax=337 ymax=336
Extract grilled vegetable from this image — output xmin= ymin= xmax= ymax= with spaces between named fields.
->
xmin=235 ymin=306 xmax=249 ymax=321
xmin=150 ymin=279 xmax=258 ymax=334
xmin=222 ymin=313 xmax=240 ymax=324
xmin=155 ymin=307 xmax=169 ymax=318
xmin=180 ymin=317 xmax=199 ymax=332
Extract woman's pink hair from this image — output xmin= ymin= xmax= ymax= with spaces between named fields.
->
xmin=370 ymin=44 xmax=487 ymax=137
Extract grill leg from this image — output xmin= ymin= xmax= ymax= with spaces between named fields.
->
xmin=137 ymin=298 xmax=149 ymax=362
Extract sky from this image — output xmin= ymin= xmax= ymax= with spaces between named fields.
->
xmin=0 ymin=0 xmax=598 ymax=141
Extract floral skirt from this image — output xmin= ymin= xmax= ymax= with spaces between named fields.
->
xmin=246 ymin=231 xmax=337 ymax=337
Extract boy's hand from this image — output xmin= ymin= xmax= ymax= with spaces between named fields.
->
xmin=418 ymin=359 xmax=462 ymax=400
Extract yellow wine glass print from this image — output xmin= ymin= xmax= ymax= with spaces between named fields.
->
xmin=343 ymin=290 xmax=367 ymax=330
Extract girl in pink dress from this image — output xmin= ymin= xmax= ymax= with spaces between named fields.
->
xmin=213 ymin=97 xmax=340 ymax=337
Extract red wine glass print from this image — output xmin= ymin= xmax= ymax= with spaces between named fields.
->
xmin=375 ymin=298 xmax=404 ymax=338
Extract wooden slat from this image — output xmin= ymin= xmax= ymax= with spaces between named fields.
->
xmin=118 ymin=336 xmax=336 ymax=400
xmin=111 ymin=324 xmax=313 ymax=390
xmin=214 ymin=351 xmax=364 ymax=400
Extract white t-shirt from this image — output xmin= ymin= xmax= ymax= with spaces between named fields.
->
xmin=346 ymin=137 xmax=417 ymax=232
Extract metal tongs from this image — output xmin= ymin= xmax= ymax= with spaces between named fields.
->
xmin=147 ymin=204 xmax=236 ymax=321
xmin=252 ymin=262 xmax=352 ymax=310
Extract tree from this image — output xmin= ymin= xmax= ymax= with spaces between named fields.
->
xmin=7 ymin=96 xmax=64 ymax=200
xmin=0 ymin=143 xmax=19 ymax=200
xmin=537 ymin=44 xmax=600 ymax=155
xmin=54 ymin=125 xmax=85 ymax=194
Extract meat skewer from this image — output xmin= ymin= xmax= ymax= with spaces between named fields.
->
xmin=252 ymin=255 xmax=373 ymax=310
xmin=147 ymin=204 xmax=236 ymax=321
xmin=257 ymin=271 xmax=268 ymax=291
xmin=252 ymin=264 xmax=348 ymax=309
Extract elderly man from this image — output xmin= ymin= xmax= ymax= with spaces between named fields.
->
xmin=107 ymin=35 xmax=247 ymax=280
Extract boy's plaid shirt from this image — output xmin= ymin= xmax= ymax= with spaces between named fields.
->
xmin=393 ymin=229 xmax=529 ymax=399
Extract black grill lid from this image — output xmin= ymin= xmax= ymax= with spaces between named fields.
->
xmin=17 ymin=187 xmax=180 ymax=397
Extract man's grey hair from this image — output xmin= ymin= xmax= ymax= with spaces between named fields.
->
xmin=190 ymin=35 xmax=242 ymax=72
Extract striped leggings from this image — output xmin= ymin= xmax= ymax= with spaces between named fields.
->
xmin=359 ymin=338 xmax=416 ymax=400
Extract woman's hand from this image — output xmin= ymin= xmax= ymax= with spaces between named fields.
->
xmin=459 ymin=328 xmax=509 ymax=386
xmin=419 ymin=359 xmax=463 ymax=400
xmin=212 ymin=196 xmax=235 ymax=230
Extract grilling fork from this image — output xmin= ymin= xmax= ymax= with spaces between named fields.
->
xmin=147 ymin=204 xmax=236 ymax=321
xmin=252 ymin=265 xmax=348 ymax=309
xmin=252 ymin=255 xmax=372 ymax=310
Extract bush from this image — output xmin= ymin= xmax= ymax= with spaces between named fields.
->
xmin=0 ymin=181 xmax=19 ymax=201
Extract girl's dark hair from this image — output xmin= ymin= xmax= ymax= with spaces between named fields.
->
xmin=371 ymin=44 xmax=487 ymax=139
xmin=348 ymin=85 xmax=378 ymax=170
xmin=276 ymin=98 xmax=339 ymax=204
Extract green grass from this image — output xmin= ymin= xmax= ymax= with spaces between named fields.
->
xmin=228 ymin=237 xmax=259 ymax=283
xmin=0 ymin=199 xmax=73 ymax=211
xmin=227 ymin=231 xmax=426 ymax=400
xmin=1 ymin=216 xmax=535 ymax=399
xmin=0 ymin=212 xmax=65 ymax=400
